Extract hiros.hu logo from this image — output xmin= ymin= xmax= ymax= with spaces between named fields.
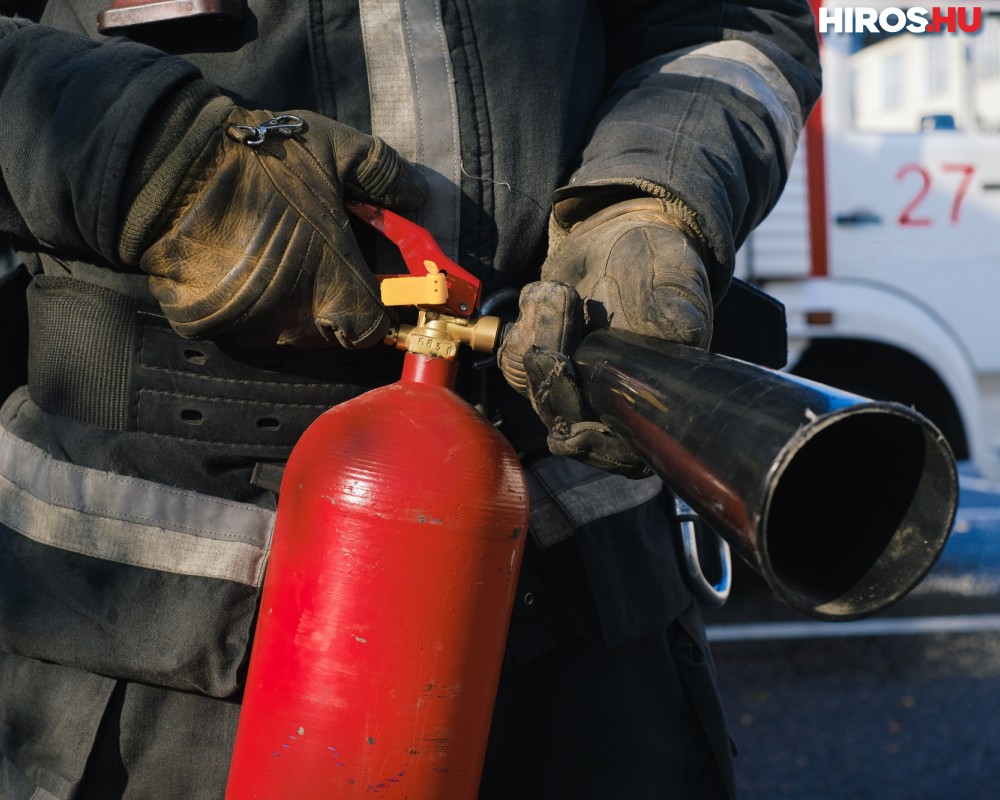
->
xmin=817 ymin=6 xmax=983 ymax=33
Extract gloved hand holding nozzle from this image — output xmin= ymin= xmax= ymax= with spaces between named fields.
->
xmin=498 ymin=196 xmax=716 ymax=477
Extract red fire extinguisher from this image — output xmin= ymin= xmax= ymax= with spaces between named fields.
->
xmin=225 ymin=204 xmax=529 ymax=799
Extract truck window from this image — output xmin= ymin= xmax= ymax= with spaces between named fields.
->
xmin=973 ymin=14 xmax=1000 ymax=130
xmin=843 ymin=13 xmax=1000 ymax=134
xmin=849 ymin=29 xmax=960 ymax=132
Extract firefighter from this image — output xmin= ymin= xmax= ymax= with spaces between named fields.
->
xmin=0 ymin=2 xmax=819 ymax=798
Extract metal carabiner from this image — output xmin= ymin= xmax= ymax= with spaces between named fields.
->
xmin=670 ymin=495 xmax=732 ymax=608
xmin=234 ymin=114 xmax=305 ymax=146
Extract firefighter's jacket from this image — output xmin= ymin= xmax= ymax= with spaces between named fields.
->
xmin=0 ymin=2 xmax=820 ymax=797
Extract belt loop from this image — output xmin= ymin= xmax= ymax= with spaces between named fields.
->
xmin=250 ymin=461 xmax=286 ymax=494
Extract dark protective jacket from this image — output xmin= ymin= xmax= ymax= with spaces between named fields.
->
xmin=0 ymin=2 xmax=820 ymax=798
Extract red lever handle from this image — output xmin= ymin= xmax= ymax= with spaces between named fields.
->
xmin=347 ymin=201 xmax=480 ymax=317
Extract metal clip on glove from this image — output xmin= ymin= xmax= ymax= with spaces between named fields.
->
xmin=498 ymin=197 xmax=715 ymax=478
xmin=120 ymin=101 xmax=425 ymax=349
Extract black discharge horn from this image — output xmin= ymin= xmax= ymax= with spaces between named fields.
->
xmin=573 ymin=328 xmax=958 ymax=621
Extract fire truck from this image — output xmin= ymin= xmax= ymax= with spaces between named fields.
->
xmin=738 ymin=2 xmax=1000 ymax=478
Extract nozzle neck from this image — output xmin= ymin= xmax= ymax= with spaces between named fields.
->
xmin=400 ymin=352 xmax=459 ymax=388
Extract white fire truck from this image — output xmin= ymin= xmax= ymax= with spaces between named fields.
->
xmin=739 ymin=2 xmax=1000 ymax=478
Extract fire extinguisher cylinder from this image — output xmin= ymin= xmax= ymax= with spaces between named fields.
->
xmin=225 ymin=348 xmax=529 ymax=799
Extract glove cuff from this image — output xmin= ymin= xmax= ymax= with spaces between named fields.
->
xmin=549 ymin=183 xmax=713 ymax=273
xmin=117 ymin=87 xmax=234 ymax=265
xmin=0 ymin=16 xmax=32 ymax=36
xmin=547 ymin=186 xmax=724 ymax=304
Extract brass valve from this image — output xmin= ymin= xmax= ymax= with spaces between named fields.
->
xmin=349 ymin=202 xmax=501 ymax=360
xmin=385 ymin=310 xmax=503 ymax=359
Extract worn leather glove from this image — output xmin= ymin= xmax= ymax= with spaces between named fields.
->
xmin=120 ymin=101 xmax=425 ymax=349
xmin=498 ymin=197 xmax=714 ymax=477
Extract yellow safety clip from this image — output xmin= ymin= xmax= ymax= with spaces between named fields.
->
xmin=380 ymin=260 xmax=450 ymax=308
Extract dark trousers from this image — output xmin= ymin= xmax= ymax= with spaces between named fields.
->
xmin=481 ymin=600 xmax=736 ymax=800
xmin=70 ymin=545 xmax=735 ymax=800
xmin=74 ymin=614 xmax=735 ymax=800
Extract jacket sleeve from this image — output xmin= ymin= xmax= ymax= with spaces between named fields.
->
xmin=572 ymin=0 xmax=821 ymax=300
xmin=0 ymin=15 xmax=213 ymax=265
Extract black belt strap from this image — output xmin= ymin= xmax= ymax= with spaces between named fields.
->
xmin=26 ymin=275 xmax=401 ymax=455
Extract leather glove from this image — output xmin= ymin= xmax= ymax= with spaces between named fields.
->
xmin=498 ymin=197 xmax=715 ymax=477
xmin=123 ymin=102 xmax=426 ymax=349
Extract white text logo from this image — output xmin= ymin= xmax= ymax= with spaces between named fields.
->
xmin=817 ymin=6 xmax=983 ymax=34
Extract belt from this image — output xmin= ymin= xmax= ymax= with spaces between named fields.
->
xmin=26 ymin=275 xmax=404 ymax=457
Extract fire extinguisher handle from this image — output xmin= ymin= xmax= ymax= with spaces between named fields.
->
xmin=346 ymin=201 xmax=481 ymax=317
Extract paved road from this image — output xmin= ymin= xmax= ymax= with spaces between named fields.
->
xmin=704 ymin=463 xmax=1000 ymax=799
